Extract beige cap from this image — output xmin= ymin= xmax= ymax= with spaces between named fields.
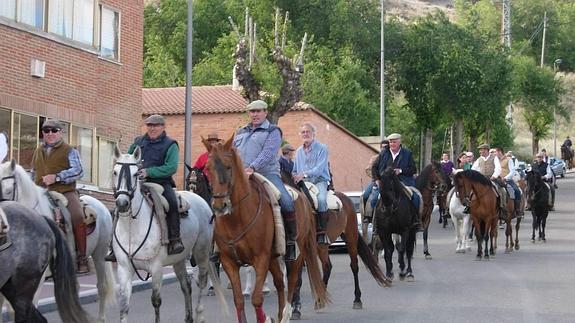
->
xmin=144 ymin=114 xmax=165 ymax=125
xmin=42 ymin=119 xmax=63 ymax=130
xmin=281 ymin=144 xmax=295 ymax=154
xmin=246 ymin=100 xmax=268 ymax=111
xmin=465 ymin=152 xmax=474 ymax=157
xmin=477 ymin=143 xmax=490 ymax=150
xmin=387 ymin=133 xmax=401 ymax=140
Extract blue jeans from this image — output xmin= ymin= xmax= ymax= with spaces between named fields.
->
xmin=264 ymin=173 xmax=295 ymax=213
xmin=362 ymin=181 xmax=380 ymax=209
xmin=305 ymin=179 xmax=328 ymax=212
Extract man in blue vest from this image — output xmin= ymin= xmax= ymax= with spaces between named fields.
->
xmin=233 ymin=100 xmax=297 ymax=261
xmin=106 ymin=114 xmax=183 ymax=262
xmin=371 ymin=133 xmax=421 ymax=229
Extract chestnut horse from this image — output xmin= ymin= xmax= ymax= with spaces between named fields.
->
xmin=416 ymin=162 xmax=449 ymax=259
xmin=204 ymin=137 xmax=329 ymax=323
xmin=279 ymin=170 xmax=389 ymax=318
xmin=453 ymin=170 xmax=498 ymax=260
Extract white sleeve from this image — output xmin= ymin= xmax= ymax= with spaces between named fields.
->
xmin=471 ymin=159 xmax=480 ymax=171
xmin=504 ymin=159 xmax=515 ymax=181
xmin=492 ymin=157 xmax=501 ymax=178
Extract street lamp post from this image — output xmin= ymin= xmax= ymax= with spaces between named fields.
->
xmin=553 ymin=58 xmax=562 ymax=157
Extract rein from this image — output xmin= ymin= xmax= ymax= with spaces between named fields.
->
xmin=214 ymin=177 xmax=265 ymax=266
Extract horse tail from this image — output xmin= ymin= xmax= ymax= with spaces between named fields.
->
xmin=102 ymin=262 xmax=117 ymax=306
xmin=303 ymin=226 xmax=331 ymax=309
xmin=44 ymin=217 xmax=93 ymax=323
xmin=356 ymin=235 xmax=391 ymax=287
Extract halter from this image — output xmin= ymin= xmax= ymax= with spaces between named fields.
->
xmin=114 ymin=162 xmax=139 ymax=200
xmin=211 ymin=153 xmax=249 ymax=209
xmin=0 ymin=175 xmax=16 ymax=202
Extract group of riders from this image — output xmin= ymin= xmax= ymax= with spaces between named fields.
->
xmin=4 ymin=101 xmax=572 ymax=275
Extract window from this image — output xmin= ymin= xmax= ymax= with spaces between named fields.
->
xmin=100 ymin=5 xmax=119 ymax=60
xmin=71 ymin=125 xmax=93 ymax=182
xmin=97 ymin=138 xmax=116 ymax=189
xmin=0 ymin=1 xmax=16 ymax=19
xmin=73 ymin=0 xmax=93 ymax=44
xmin=0 ymin=108 xmax=12 ymax=161
xmin=12 ymin=113 xmax=38 ymax=168
xmin=19 ymin=0 xmax=45 ymax=29
xmin=48 ymin=0 xmax=73 ymax=38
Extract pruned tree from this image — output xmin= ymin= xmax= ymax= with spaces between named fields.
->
xmin=230 ymin=8 xmax=308 ymax=124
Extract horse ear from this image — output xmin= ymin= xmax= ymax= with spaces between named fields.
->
xmin=185 ymin=163 xmax=192 ymax=172
xmin=113 ymin=145 xmax=122 ymax=160
xmin=201 ymin=136 xmax=211 ymax=152
xmin=10 ymin=159 xmax=16 ymax=171
xmin=224 ymin=133 xmax=235 ymax=150
xmin=133 ymin=146 xmax=142 ymax=161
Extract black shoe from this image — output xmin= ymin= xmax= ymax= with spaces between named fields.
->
xmin=463 ymin=206 xmax=470 ymax=214
xmin=316 ymin=232 xmax=330 ymax=246
xmin=284 ymin=242 xmax=296 ymax=262
xmin=209 ymin=251 xmax=220 ymax=262
xmin=168 ymin=239 xmax=185 ymax=255
xmin=104 ymin=251 xmax=116 ymax=262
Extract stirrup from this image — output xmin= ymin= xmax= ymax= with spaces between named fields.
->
xmin=284 ymin=243 xmax=296 ymax=262
xmin=316 ymin=232 xmax=330 ymax=246
xmin=104 ymin=251 xmax=116 ymax=262
xmin=168 ymin=239 xmax=185 ymax=255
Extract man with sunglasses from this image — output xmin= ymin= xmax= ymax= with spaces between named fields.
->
xmin=32 ymin=119 xmax=88 ymax=274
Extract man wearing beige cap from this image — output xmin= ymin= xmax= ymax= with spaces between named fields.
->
xmin=278 ymin=143 xmax=295 ymax=175
xmin=107 ymin=114 xmax=183 ymax=261
xmin=32 ymin=119 xmax=89 ymax=273
xmin=234 ymin=100 xmax=297 ymax=261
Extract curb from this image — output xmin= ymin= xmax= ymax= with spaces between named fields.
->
xmin=2 ymin=272 xmax=181 ymax=322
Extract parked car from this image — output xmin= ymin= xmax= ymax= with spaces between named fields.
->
xmin=549 ymin=157 xmax=566 ymax=178
xmin=329 ymin=191 xmax=374 ymax=251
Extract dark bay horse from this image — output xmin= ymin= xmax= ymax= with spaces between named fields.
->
xmin=204 ymin=137 xmax=329 ymax=323
xmin=280 ymin=170 xmax=389 ymax=318
xmin=0 ymin=201 xmax=90 ymax=323
xmin=375 ymin=167 xmax=418 ymax=281
xmin=416 ymin=162 xmax=449 ymax=259
xmin=561 ymin=145 xmax=573 ymax=170
xmin=185 ymin=165 xmax=212 ymax=204
xmin=453 ymin=170 xmax=498 ymax=260
xmin=526 ymin=170 xmax=550 ymax=242
xmin=500 ymin=179 xmax=525 ymax=253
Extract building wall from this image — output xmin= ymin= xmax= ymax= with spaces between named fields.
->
xmin=160 ymin=111 xmax=375 ymax=192
xmin=0 ymin=0 xmax=143 ymax=149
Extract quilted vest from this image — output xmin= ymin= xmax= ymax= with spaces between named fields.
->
xmin=500 ymin=156 xmax=510 ymax=178
xmin=33 ymin=141 xmax=75 ymax=193
xmin=478 ymin=155 xmax=496 ymax=178
xmin=234 ymin=120 xmax=281 ymax=176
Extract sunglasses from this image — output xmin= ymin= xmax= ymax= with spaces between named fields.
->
xmin=42 ymin=128 xmax=60 ymax=134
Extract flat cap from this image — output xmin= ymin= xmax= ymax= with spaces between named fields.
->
xmin=465 ymin=152 xmax=474 ymax=157
xmin=387 ymin=133 xmax=401 ymax=140
xmin=246 ymin=100 xmax=268 ymax=111
xmin=281 ymin=144 xmax=295 ymax=154
xmin=477 ymin=143 xmax=490 ymax=150
xmin=42 ymin=119 xmax=63 ymax=130
xmin=145 ymin=114 xmax=165 ymax=125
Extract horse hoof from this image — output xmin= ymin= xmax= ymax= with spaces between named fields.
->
xmin=476 ymin=256 xmax=482 ymax=261
xmin=243 ymin=292 xmax=250 ymax=298
xmin=386 ymin=272 xmax=394 ymax=281
xmin=353 ymin=301 xmax=363 ymax=310
xmin=505 ymin=248 xmax=512 ymax=254
xmin=406 ymin=274 xmax=415 ymax=282
xmin=515 ymin=244 xmax=520 ymax=250
xmin=531 ymin=238 xmax=535 ymax=243
xmin=399 ymin=274 xmax=406 ymax=281
xmin=542 ymin=238 xmax=547 ymax=243
xmin=425 ymin=254 xmax=432 ymax=260
xmin=206 ymin=287 xmax=215 ymax=296
xmin=291 ymin=310 xmax=301 ymax=321
xmin=263 ymin=289 xmax=271 ymax=296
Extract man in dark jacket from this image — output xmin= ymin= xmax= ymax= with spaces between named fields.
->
xmin=371 ymin=133 xmax=420 ymax=229
xmin=106 ymin=114 xmax=183 ymax=261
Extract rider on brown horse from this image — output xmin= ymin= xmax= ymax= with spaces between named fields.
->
xmin=234 ymin=100 xmax=297 ymax=261
xmin=470 ymin=144 xmax=508 ymax=216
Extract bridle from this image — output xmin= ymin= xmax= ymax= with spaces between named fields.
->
xmin=0 ymin=174 xmax=16 ymax=202
xmin=113 ymin=161 xmax=144 ymax=218
xmin=211 ymin=153 xmax=249 ymax=209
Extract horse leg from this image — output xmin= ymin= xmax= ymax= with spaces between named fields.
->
xmin=173 ymin=261 xmax=194 ymax=323
xmin=92 ymin=249 xmax=115 ymax=323
xmin=405 ymin=231 xmax=416 ymax=281
xmin=531 ymin=213 xmax=537 ymax=242
xmin=423 ymin=227 xmax=431 ymax=259
xmin=475 ymin=221 xmax=483 ymax=260
xmin=463 ymin=216 xmax=472 ymax=251
xmin=505 ymin=219 xmax=512 ymax=253
xmin=541 ymin=214 xmax=548 ymax=242
xmin=251 ymin=260 xmax=272 ymax=323
xmin=150 ymin=269 xmax=165 ymax=323
xmin=397 ymin=237 xmax=407 ymax=280
xmin=345 ymin=237 xmax=362 ymax=310
xmin=117 ymin=264 xmax=134 ymax=323
xmin=515 ymin=217 xmax=521 ymax=250
xmin=268 ymin=257 xmax=286 ymax=322
xmin=288 ymin=262 xmax=303 ymax=320
xmin=318 ymin=246 xmax=331 ymax=287
xmin=220 ymin=259 xmax=246 ymax=323
xmin=380 ymin=233 xmax=394 ymax=280
xmin=1 ymin=280 xmax=46 ymax=323
xmin=242 ymin=267 xmax=254 ymax=297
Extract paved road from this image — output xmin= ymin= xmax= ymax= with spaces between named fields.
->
xmin=36 ymin=171 xmax=575 ymax=322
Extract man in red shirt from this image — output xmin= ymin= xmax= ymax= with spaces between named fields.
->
xmin=193 ymin=133 xmax=222 ymax=180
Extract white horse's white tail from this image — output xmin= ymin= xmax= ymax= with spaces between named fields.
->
xmin=208 ymin=260 xmax=229 ymax=318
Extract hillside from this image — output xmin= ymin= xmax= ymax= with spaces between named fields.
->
xmin=386 ymin=0 xmax=455 ymax=20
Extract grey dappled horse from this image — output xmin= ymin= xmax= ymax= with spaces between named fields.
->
xmin=0 ymin=201 xmax=91 ymax=323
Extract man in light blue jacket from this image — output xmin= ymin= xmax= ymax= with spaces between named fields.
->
xmin=293 ymin=122 xmax=331 ymax=245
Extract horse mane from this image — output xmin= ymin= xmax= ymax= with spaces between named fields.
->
xmin=454 ymin=169 xmax=492 ymax=187
xmin=11 ymin=162 xmax=48 ymax=202
xmin=212 ymin=143 xmax=250 ymax=193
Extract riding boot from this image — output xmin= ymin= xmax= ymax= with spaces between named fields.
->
xmin=105 ymin=211 xmax=118 ymax=262
xmin=209 ymin=241 xmax=220 ymax=262
xmin=283 ymin=211 xmax=297 ymax=261
xmin=167 ymin=213 xmax=184 ymax=255
xmin=316 ymin=211 xmax=330 ymax=245
xmin=74 ymin=222 xmax=89 ymax=274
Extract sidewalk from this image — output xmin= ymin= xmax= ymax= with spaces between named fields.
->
xmin=1 ymin=262 xmax=193 ymax=322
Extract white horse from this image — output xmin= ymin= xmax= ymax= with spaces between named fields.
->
xmin=0 ymin=159 xmax=115 ymax=322
xmin=113 ymin=146 xmax=224 ymax=323
xmin=448 ymin=187 xmax=472 ymax=253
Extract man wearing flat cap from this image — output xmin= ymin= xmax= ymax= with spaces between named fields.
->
xmin=279 ymin=143 xmax=295 ymax=175
xmin=107 ymin=114 xmax=183 ymax=261
xmin=32 ymin=119 xmax=89 ymax=273
xmin=233 ymin=100 xmax=297 ymax=261
xmin=472 ymin=144 xmax=501 ymax=180
xmin=362 ymin=138 xmax=389 ymax=224
xmin=372 ymin=133 xmax=421 ymax=229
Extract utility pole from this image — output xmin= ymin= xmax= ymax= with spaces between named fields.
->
xmin=501 ymin=0 xmax=513 ymax=126
xmin=540 ymin=11 xmax=547 ymax=68
xmin=183 ymin=0 xmax=193 ymax=187
xmin=380 ymin=0 xmax=386 ymax=140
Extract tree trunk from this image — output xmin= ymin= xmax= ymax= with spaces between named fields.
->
xmin=532 ymin=135 xmax=539 ymax=156
xmin=453 ymin=119 xmax=464 ymax=160
xmin=469 ymin=135 xmax=478 ymax=155
xmin=423 ymin=128 xmax=433 ymax=165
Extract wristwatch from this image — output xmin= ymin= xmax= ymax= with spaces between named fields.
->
xmin=55 ymin=175 xmax=61 ymax=182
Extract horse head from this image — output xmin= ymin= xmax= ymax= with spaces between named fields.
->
xmin=112 ymin=146 xmax=142 ymax=214
xmin=427 ymin=161 xmax=449 ymax=193
xmin=203 ymin=134 xmax=249 ymax=217
xmin=0 ymin=159 xmax=37 ymax=203
xmin=378 ymin=167 xmax=402 ymax=207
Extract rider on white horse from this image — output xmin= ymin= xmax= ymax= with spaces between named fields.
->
xmin=31 ymin=119 xmax=89 ymax=274
xmin=106 ymin=114 xmax=184 ymax=262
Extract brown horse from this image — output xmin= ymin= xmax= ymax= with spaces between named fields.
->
xmin=453 ymin=170 xmax=499 ymax=260
xmin=279 ymin=170 xmax=389 ymax=318
xmin=204 ymin=137 xmax=329 ymax=323
xmin=561 ymin=144 xmax=573 ymax=170
xmin=500 ymin=179 xmax=525 ymax=253
xmin=416 ymin=162 xmax=449 ymax=259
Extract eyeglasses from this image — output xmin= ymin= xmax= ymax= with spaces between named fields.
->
xmin=42 ymin=128 xmax=60 ymax=134
xmin=248 ymin=109 xmax=265 ymax=113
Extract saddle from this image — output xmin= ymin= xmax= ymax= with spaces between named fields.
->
xmin=46 ymin=191 xmax=99 ymax=233
xmin=302 ymin=182 xmax=343 ymax=212
xmin=141 ymin=182 xmax=192 ymax=246
xmin=397 ymin=183 xmax=423 ymax=216
xmin=250 ymin=173 xmax=286 ymax=257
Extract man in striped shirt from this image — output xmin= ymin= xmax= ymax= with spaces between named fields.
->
xmin=32 ymin=119 xmax=88 ymax=274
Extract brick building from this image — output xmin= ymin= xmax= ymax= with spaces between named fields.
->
xmin=143 ymin=86 xmax=377 ymax=192
xmin=0 ymin=0 xmax=143 ymax=197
